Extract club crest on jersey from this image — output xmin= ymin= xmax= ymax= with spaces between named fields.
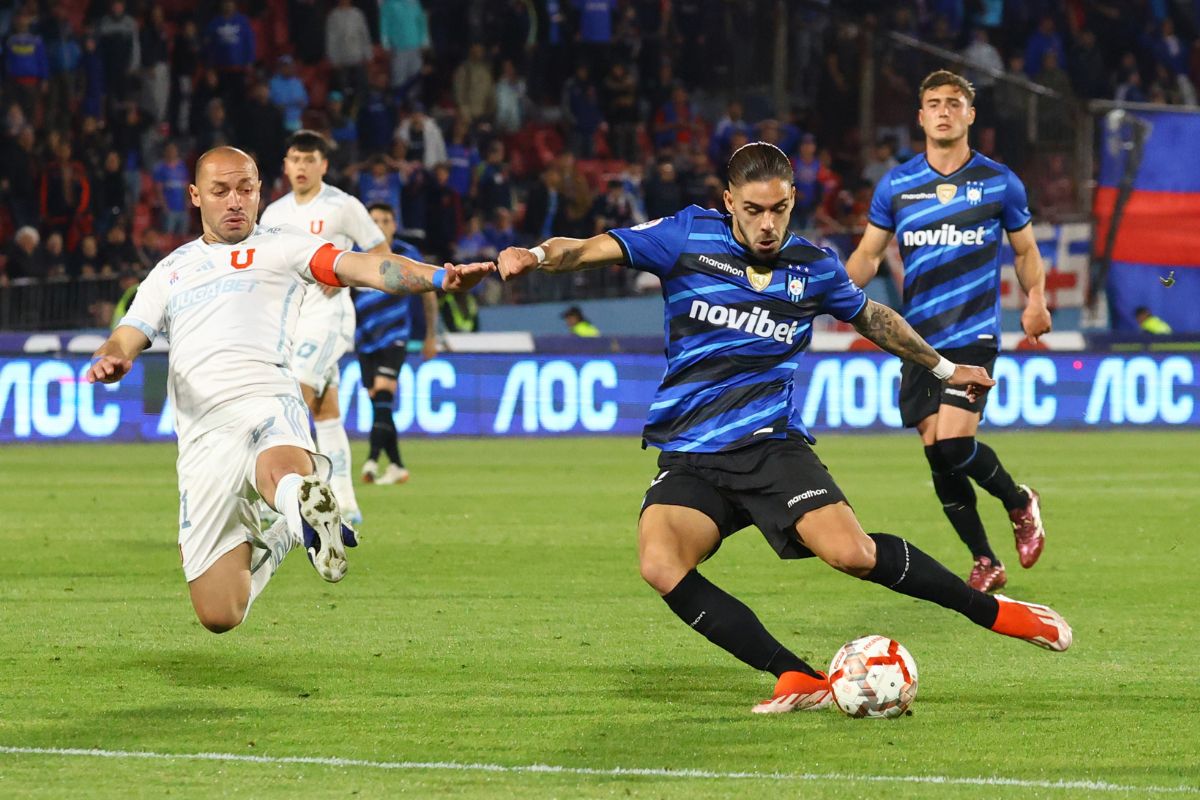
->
xmin=787 ymin=274 xmax=807 ymax=301
xmin=965 ymin=181 xmax=985 ymax=206
xmin=746 ymin=266 xmax=772 ymax=292
xmin=310 ymin=220 xmax=324 ymax=234
xmin=230 ymin=249 xmax=256 ymax=269
xmin=936 ymin=183 xmax=957 ymax=204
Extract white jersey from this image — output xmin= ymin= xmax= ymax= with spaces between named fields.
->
xmin=260 ymin=183 xmax=386 ymax=329
xmin=119 ymin=224 xmax=341 ymax=442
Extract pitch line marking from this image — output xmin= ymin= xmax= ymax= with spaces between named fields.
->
xmin=1 ymin=746 xmax=1197 ymax=794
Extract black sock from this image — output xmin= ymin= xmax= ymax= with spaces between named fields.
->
xmin=371 ymin=391 xmax=403 ymax=467
xmin=942 ymin=437 xmax=1028 ymax=511
xmin=663 ymin=570 xmax=819 ymax=678
xmin=925 ymin=445 xmax=997 ymax=562
xmin=865 ymin=533 xmax=999 ymax=628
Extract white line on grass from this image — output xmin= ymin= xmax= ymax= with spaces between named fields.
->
xmin=1 ymin=745 xmax=1197 ymax=794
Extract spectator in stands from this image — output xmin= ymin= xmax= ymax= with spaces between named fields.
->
xmin=289 ymin=0 xmax=327 ymax=64
xmin=237 ymin=82 xmax=287 ymax=186
xmin=205 ymin=0 xmax=256 ymax=97
xmin=269 ymin=56 xmax=309 ymax=133
xmin=561 ymin=63 xmax=603 ymax=158
xmin=1032 ymin=152 xmax=1076 ymax=219
xmin=644 ymin=157 xmax=683 ymax=221
xmin=424 ymin=162 xmax=464 ymax=262
xmin=861 ymin=138 xmax=898 ymax=186
xmin=1069 ymin=29 xmax=1110 ymax=101
xmin=1115 ymin=56 xmax=1147 ymax=103
xmin=495 ymin=59 xmax=529 ymax=135
xmin=326 ymin=0 xmax=373 ymax=109
xmin=445 ymin=118 xmax=480 ymax=199
xmin=1036 ymin=51 xmax=1075 ymax=150
xmin=152 ymin=142 xmax=189 ymax=235
xmin=42 ymin=5 xmax=80 ymax=132
xmin=523 ymin=167 xmax=564 ymax=243
xmin=100 ymin=223 xmax=138 ymax=276
xmin=325 ymin=91 xmax=359 ymax=166
xmin=140 ymin=6 xmax=171 ymax=123
xmin=1153 ymin=18 xmax=1188 ymax=77
xmin=453 ymin=43 xmax=496 ymax=124
xmin=5 ymin=12 xmax=48 ymax=121
xmin=485 ymin=206 xmax=519 ymax=253
xmin=358 ymin=155 xmax=406 ymax=223
xmin=591 ymin=178 xmax=639 ymax=234
xmin=169 ymin=19 xmax=202 ymax=134
xmin=6 ymin=226 xmax=46 ymax=283
xmin=1024 ymin=15 xmax=1066 ymax=79
xmin=680 ymin=148 xmax=721 ymax=209
xmin=44 ymin=231 xmax=69 ymax=281
xmin=554 ymin=151 xmax=595 ymax=238
xmin=395 ymin=103 xmax=447 ymax=170
xmin=94 ymin=149 xmax=128 ymax=236
xmin=561 ymin=306 xmax=600 ymax=337
xmin=96 ymin=0 xmax=140 ymax=106
xmin=653 ymin=85 xmax=696 ymax=150
xmin=712 ymin=101 xmax=752 ymax=165
xmin=135 ymin=228 xmax=166 ymax=269
xmin=109 ymin=270 xmax=141 ymax=328
xmin=792 ymin=133 xmax=822 ymax=229
xmin=439 ymin=291 xmax=479 ymax=332
xmin=476 ymin=140 xmax=513 ymax=216
xmin=381 ymin=0 xmax=430 ymax=89
xmin=197 ymin=97 xmax=234 ymax=153
xmin=602 ymin=61 xmax=639 ymax=162
xmin=454 ymin=213 xmax=497 ymax=262
xmin=40 ymin=139 xmax=91 ymax=247
xmin=358 ymin=70 xmax=398 ymax=156
xmin=1136 ymin=306 xmax=1173 ymax=334
xmin=0 ymin=124 xmax=38 ymax=229
xmin=79 ymin=28 xmax=106 ymax=119
xmin=73 ymin=234 xmax=102 ymax=278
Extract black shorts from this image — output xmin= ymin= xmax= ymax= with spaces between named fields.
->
xmin=899 ymin=344 xmax=998 ymax=428
xmin=640 ymin=435 xmax=848 ymax=560
xmin=358 ymin=344 xmax=407 ymax=390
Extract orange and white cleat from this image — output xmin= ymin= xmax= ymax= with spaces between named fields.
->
xmin=991 ymin=595 xmax=1073 ymax=652
xmin=751 ymin=670 xmax=833 ymax=714
xmin=1010 ymin=484 xmax=1046 ymax=568
xmin=967 ymin=556 xmax=1007 ymax=593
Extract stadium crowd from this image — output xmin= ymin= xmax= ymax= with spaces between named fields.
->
xmin=2 ymin=0 xmax=1200 ymax=326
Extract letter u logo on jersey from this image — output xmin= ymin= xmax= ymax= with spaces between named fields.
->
xmin=310 ymin=220 xmax=324 ymax=234
xmin=230 ymin=249 xmax=256 ymax=269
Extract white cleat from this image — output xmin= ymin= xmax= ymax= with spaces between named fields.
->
xmin=298 ymin=476 xmax=348 ymax=582
xmin=374 ymin=464 xmax=410 ymax=485
xmin=361 ymin=459 xmax=378 ymax=484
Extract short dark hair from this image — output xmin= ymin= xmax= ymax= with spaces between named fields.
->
xmin=726 ymin=141 xmax=793 ymax=188
xmin=284 ymin=129 xmax=330 ymax=158
xmin=367 ymin=202 xmax=394 ymax=217
xmin=918 ymin=70 xmax=976 ymax=105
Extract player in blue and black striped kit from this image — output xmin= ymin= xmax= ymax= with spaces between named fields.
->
xmin=353 ymin=203 xmax=439 ymax=485
xmin=498 ymin=142 xmax=1071 ymax=715
xmin=848 ymin=70 xmax=1052 ymax=594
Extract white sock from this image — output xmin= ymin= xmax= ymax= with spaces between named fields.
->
xmin=314 ymin=418 xmax=358 ymax=513
xmin=273 ymin=471 xmax=305 ymax=547
xmin=245 ymin=517 xmax=297 ymax=620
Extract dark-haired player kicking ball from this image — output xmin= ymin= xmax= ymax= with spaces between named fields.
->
xmin=498 ymin=141 xmax=1070 ymax=714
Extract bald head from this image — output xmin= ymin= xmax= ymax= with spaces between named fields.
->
xmin=190 ymin=146 xmax=262 ymax=244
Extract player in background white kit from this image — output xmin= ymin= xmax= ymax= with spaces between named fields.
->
xmin=260 ymin=130 xmax=381 ymax=525
xmin=86 ymin=147 xmax=493 ymax=634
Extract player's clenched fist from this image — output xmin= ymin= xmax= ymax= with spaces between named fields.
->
xmin=497 ymin=247 xmax=539 ymax=281
xmin=87 ymin=355 xmax=133 ymax=384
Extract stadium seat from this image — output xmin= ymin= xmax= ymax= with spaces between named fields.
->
xmin=66 ymin=334 xmax=108 ymax=354
xmin=23 ymin=334 xmax=62 ymax=354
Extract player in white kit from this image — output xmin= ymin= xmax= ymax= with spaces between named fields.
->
xmin=260 ymin=130 xmax=383 ymax=525
xmin=86 ymin=147 xmax=493 ymax=634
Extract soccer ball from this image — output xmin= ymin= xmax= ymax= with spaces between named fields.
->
xmin=828 ymin=635 xmax=918 ymax=719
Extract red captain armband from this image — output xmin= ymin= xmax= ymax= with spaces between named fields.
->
xmin=309 ymin=242 xmax=346 ymax=287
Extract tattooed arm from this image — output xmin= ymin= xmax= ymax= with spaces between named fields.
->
xmin=851 ymin=300 xmax=996 ymax=393
xmin=497 ymin=234 xmax=626 ymax=281
xmin=332 ymin=251 xmax=494 ymax=295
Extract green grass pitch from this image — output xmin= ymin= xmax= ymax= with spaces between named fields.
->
xmin=0 ymin=431 xmax=1197 ymax=799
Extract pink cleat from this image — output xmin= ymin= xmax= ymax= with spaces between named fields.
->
xmin=1010 ymin=485 xmax=1045 ymax=568
xmin=967 ymin=556 xmax=1007 ymax=593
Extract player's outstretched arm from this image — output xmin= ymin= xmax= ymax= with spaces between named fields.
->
xmin=333 ymin=251 xmax=495 ymax=295
xmin=851 ymin=299 xmax=995 ymax=399
xmin=1008 ymin=225 xmax=1052 ymax=341
xmin=86 ymin=325 xmax=152 ymax=384
xmin=497 ymin=233 xmax=626 ymax=281
xmin=845 ymin=223 xmax=893 ymax=288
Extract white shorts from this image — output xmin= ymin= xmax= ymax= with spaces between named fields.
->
xmin=175 ymin=394 xmax=329 ymax=582
xmin=292 ymin=290 xmax=355 ymax=395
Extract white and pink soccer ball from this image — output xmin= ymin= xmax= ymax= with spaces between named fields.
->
xmin=828 ymin=635 xmax=918 ymax=719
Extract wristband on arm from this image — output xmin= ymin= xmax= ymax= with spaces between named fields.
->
xmin=931 ymin=356 xmax=955 ymax=381
xmin=529 ymin=245 xmax=547 ymax=267
xmin=431 ymin=267 xmax=447 ymax=290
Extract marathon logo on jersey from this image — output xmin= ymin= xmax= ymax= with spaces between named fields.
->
xmin=899 ymin=192 xmax=937 ymax=200
xmin=787 ymin=488 xmax=828 ymax=508
xmin=900 ymin=224 xmax=987 ymax=248
xmin=688 ymin=299 xmax=800 ymax=343
xmin=698 ymin=254 xmax=743 ymax=278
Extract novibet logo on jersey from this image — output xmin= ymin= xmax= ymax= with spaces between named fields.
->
xmin=688 ymin=300 xmax=801 ymax=343
xmin=901 ymin=224 xmax=987 ymax=247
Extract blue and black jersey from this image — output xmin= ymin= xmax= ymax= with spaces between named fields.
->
xmin=868 ymin=151 xmax=1031 ymax=350
xmin=353 ymin=239 xmax=424 ymax=354
xmin=609 ymin=205 xmax=867 ymax=453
